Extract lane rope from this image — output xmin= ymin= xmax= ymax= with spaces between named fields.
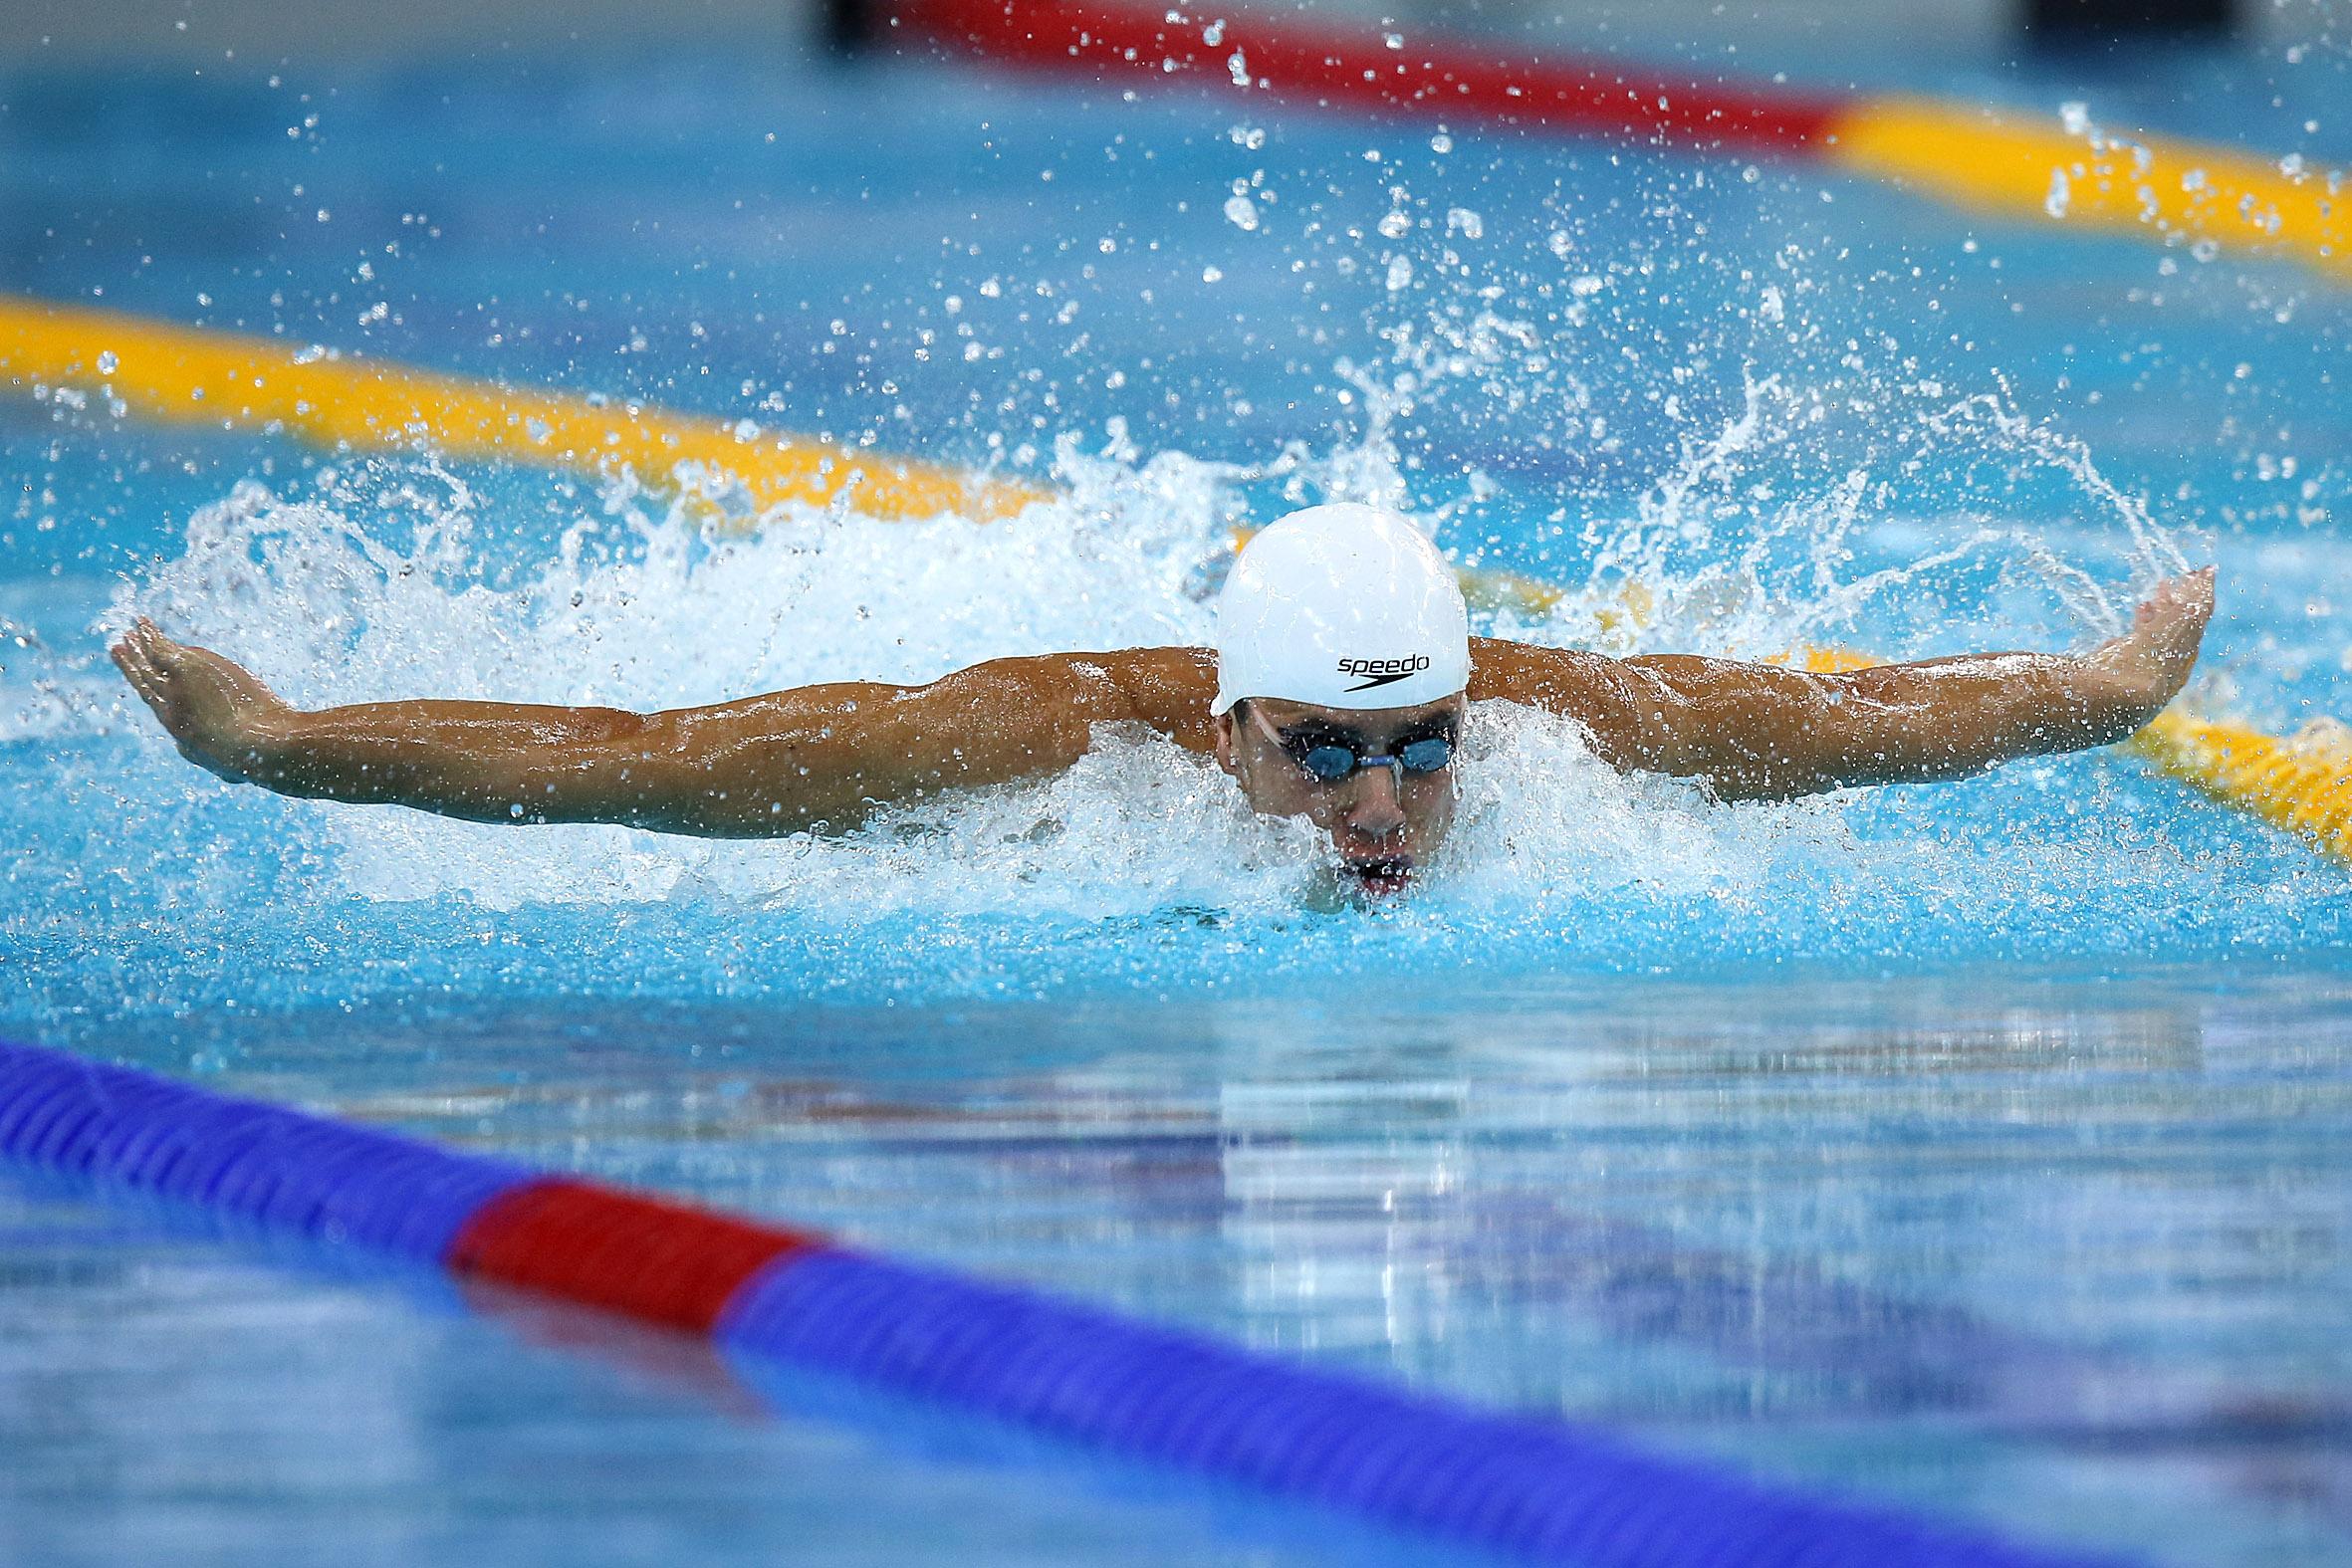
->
xmin=1826 ymin=100 xmax=2346 ymax=284
xmin=0 ymin=296 xmax=1047 ymax=523
xmin=891 ymin=0 xmax=2346 ymax=283
xmin=2129 ymin=710 xmax=2352 ymax=864
xmin=0 ymin=1036 xmax=2132 ymax=1568
xmin=897 ymin=0 xmax=1843 ymax=153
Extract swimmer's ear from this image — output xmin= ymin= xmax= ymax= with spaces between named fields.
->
xmin=1212 ymin=711 xmax=1239 ymax=777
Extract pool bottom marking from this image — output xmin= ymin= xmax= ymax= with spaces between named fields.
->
xmin=0 ymin=1037 xmax=2132 ymax=1568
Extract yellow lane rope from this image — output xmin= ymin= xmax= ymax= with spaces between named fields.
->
xmin=1828 ymin=99 xmax=2348 ymax=284
xmin=2129 ymin=711 xmax=2352 ymax=864
xmin=3 ymin=297 xmax=1593 ymax=613
xmin=0 ymin=297 xmax=1048 ymax=522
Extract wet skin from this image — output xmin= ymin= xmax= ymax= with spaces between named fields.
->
xmin=112 ymin=568 xmax=2216 ymax=897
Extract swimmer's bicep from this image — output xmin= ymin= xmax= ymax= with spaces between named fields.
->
xmin=612 ymin=658 xmax=1113 ymax=833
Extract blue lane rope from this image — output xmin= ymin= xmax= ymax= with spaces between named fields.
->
xmin=0 ymin=1037 xmax=2136 ymax=1568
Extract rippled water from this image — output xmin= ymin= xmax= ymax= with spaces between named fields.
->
xmin=2 ymin=29 xmax=2349 ymax=1568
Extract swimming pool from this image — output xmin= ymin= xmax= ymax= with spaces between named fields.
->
xmin=2 ymin=22 xmax=2349 ymax=1565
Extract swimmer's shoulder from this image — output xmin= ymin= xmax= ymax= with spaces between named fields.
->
xmin=1467 ymin=638 xmax=1665 ymax=765
xmin=1468 ymin=637 xmax=1637 ymax=712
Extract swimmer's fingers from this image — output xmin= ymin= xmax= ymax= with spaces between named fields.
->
xmin=2138 ymin=567 xmax=2217 ymax=662
xmin=2094 ymin=567 xmax=2215 ymax=711
xmin=122 ymin=621 xmax=285 ymax=715
xmin=2133 ymin=565 xmax=2216 ymax=632
xmin=110 ymin=628 xmax=186 ymax=734
xmin=108 ymin=621 xmax=286 ymax=780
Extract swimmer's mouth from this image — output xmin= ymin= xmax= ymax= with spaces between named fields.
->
xmin=1343 ymin=855 xmax=1414 ymax=896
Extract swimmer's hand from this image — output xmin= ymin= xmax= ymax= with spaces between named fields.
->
xmin=2081 ymin=566 xmax=2216 ymax=724
xmin=111 ymin=618 xmax=297 ymax=784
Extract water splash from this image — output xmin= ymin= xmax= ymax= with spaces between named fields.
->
xmin=80 ymin=369 xmax=2212 ymax=943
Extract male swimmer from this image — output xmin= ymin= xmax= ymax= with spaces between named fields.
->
xmin=113 ymin=504 xmax=2214 ymax=897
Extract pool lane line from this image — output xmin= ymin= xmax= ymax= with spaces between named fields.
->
xmin=0 ymin=296 xmax=1049 ymax=524
xmin=0 ymin=296 xmax=1616 ymax=620
xmin=893 ymin=0 xmax=1845 ymax=154
xmin=890 ymin=0 xmax=2346 ymax=284
xmin=1826 ymin=100 xmax=2348 ymax=286
xmin=0 ymin=1038 xmax=2133 ymax=1568
xmin=2129 ymin=710 xmax=2352 ymax=866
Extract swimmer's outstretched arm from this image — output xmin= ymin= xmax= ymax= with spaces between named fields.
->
xmin=109 ymin=621 xmax=1220 ymax=836
xmin=1472 ymin=568 xmax=2216 ymax=801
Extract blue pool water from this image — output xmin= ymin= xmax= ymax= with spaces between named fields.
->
xmin=3 ymin=22 xmax=2350 ymax=1566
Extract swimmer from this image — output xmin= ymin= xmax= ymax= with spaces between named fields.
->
xmin=112 ymin=504 xmax=2214 ymax=897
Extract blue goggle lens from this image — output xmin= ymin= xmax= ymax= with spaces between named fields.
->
xmin=1295 ymin=734 xmax=1454 ymax=782
xmin=1399 ymin=736 xmax=1454 ymax=773
xmin=1298 ymin=745 xmax=1358 ymax=781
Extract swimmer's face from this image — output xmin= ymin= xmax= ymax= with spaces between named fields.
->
xmin=1214 ymin=695 xmax=1465 ymax=898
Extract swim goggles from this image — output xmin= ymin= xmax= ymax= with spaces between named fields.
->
xmin=1251 ymin=705 xmax=1457 ymax=784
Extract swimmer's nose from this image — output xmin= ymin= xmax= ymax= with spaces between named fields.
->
xmin=1344 ymin=762 xmax=1407 ymax=838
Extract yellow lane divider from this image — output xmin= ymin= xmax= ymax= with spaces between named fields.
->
xmin=1828 ymin=99 xmax=2348 ymax=283
xmin=5 ymin=298 xmax=1591 ymax=615
xmin=2130 ymin=711 xmax=2352 ymax=864
xmin=0 ymin=297 xmax=1049 ymax=522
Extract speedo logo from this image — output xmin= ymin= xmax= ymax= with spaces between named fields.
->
xmin=1337 ymin=654 xmax=1430 ymax=693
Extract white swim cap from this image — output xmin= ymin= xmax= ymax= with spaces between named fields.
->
xmin=1211 ymin=503 xmax=1470 ymax=717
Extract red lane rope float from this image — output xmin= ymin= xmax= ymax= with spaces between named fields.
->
xmin=448 ymin=1178 xmax=823 ymax=1333
xmin=0 ymin=1038 xmax=2135 ymax=1568
xmin=893 ymin=0 xmax=1843 ymax=153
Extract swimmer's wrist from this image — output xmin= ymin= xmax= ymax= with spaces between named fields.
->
xmin=2069 ymin=660 xmax=2172 ymax=740
xmin=226 ymin=709 xmax=306 ymax=784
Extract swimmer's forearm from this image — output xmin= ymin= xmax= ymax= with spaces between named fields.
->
xmin=1638 ymin=650 xmax=2165 ymax=799
xmin=245 ymin=699 xmax=707 ymax=829
xmin=244 ymin=657 xmax=1118 ymax=836
xmin=118 ymin=625 xmax=1205 ymax=834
